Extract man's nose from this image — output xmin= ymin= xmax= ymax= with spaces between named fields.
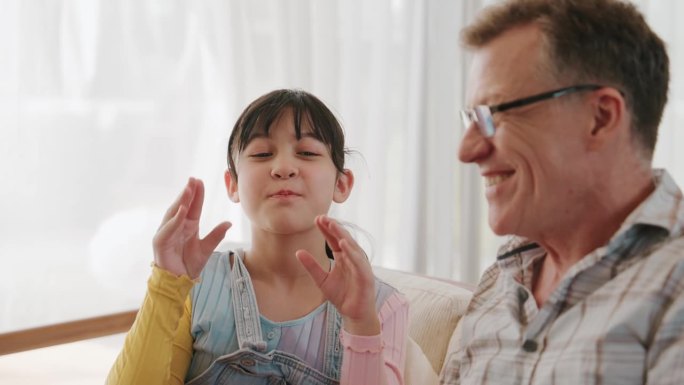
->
xmin=458 ymin=123 xmax=493 ymax=163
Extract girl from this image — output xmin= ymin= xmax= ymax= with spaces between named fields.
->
xmin=107 ymin=89 xmax=408 ymax=385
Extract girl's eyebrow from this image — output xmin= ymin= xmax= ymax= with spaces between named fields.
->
xmin=245 ymin=130 xmax=322 ymax=143
xmin=248 ymin=132 xmax=268 ymax=139
xmin=299 ymin=133 xmax=328 ymax=145
xmin=243 ymin=132 xmax=270 ymax=145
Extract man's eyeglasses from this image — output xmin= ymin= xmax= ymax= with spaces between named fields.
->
xmin=460 ymin=84 xmax=603 ymax=137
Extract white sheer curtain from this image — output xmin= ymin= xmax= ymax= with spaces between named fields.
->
xmin=638 ymin=1 xmax=684 ymax=184
xmin=1 ymin=0 xmax=682 ymax=333
xmin=0 ymin=0 xmax=469 ymax=331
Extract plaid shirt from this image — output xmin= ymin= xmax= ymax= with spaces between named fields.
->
xmin=440 ymin=169 xmax=684 ymax=385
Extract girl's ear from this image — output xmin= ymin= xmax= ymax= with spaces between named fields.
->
xmin=333 ymin=169 xmax=354 ymax=203
xmin=224 ymin=169 xmax=240 ymax=203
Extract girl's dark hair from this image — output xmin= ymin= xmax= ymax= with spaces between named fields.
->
xmin=227 ymin=89 xmax=346 ymax=180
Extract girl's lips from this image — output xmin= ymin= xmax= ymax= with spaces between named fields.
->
xmin=269 ymin=190 xmax=301 ymax=198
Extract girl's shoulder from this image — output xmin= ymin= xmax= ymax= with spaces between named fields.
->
xmin=192 ymin=250 xmax=239 ymax=301
xmin=199 ymin=250 xmax=234 ymax=279
xmin=373 ymin=275 xmax=403 ymax=311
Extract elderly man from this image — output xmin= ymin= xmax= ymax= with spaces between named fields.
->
xmin=441 ymin=0 xmax=683 ymax=384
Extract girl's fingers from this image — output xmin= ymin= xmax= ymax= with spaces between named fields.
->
xmin=314 ymin=216 xmax=341 ymax=252
xmin=315 ymin=215 xmax=356 ymax=254
xmin=186 ymin=178 xmax=205 ymax=221
xmin=160 ymin=178 xmax=194 ymax=228
xmin=296 ymin=249 xmax=329 ymax=287
xmin=312 ymin=215 xmax=371 ymax=286
xmin=200 ymin=221 xmax=232 ymax=255
xmin=339 ymin=238 xmax=371 ymax=277
xmin=315 ymin=216 xmax=368 ymax=275
xmin=319 ymin=216 xmax=364 ymax=256
xmin=154 ymin=204 xmax=188 ymax=248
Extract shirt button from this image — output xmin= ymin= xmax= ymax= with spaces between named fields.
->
xmin=267 ymin=331 xmax=276 ymax=339
xmin=522 ymin=339 xmax=538 ymax=352
xmin=518 ymin=287 xmax=529 ymax=302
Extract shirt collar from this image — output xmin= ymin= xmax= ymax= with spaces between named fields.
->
xmin=495 ymin=168 xmax=683 ymax=262
xmin=616 ymin=169 xmax=684 ymax=237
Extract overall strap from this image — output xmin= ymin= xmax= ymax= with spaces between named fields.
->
xmin=322 ymin=260 xmax=344 ymax=380
xmin=230 ymin=250 xmax=267 ymax=352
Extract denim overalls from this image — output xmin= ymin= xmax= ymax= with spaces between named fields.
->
xmin=185 ymin=250 xmax=343 ymax=385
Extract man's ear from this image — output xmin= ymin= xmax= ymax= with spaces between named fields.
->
xmin=587 ymin=87 xmax=627 ymax=150
xmin=333 ymin=169 xmax=354 ymax=203
xmin=224 ymin=169 xmax=240 ymax=203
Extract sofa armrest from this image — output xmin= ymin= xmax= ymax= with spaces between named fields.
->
xmin=373 ymin=267 xmax=473 ymax=374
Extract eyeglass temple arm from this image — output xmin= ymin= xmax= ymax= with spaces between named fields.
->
xmin=490 ymin=84 xmax=602 ymax=114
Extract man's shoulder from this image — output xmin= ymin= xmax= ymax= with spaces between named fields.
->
xmin=656 ymin=233 xmax=684 ymax=254
xmin=638 ymin=234 xmax=684 ymax=277
xmin=609 ymin=234 xmax=684 ymax=302
xmin=641 ymin=233 xmax=684 ymax=267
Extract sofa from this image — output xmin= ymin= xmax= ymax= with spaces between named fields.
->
xmin=373 ymin=267 xmax=474 ymax=384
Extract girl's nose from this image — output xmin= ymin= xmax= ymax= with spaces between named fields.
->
xmin=271 ymin=158 xmax=298 ymax=179
xmin=458 ymin=123 xmax=493 ymax=164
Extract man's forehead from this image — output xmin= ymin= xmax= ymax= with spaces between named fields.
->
xmin=466 ymin=62 xmax=538 ymax=106
xmin=466 ymin=25 xmax=549 ymax=105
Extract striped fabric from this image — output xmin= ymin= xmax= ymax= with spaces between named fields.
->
xmin=440 ymin=169 xmax=684 ymax=385
xmin=187 ymin=251 xmax=409 ymax=384
xmin=187 ymin=251 xmax=400 ymax=379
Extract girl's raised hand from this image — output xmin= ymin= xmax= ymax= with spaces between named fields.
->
xmin=296 ymin=215 xmax=380 ymax=336
xmin=153 ymin=177 xmax=231 ymax=279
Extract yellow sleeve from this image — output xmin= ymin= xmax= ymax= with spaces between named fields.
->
xmin=106 ymin=266 xmax=196 ymax=385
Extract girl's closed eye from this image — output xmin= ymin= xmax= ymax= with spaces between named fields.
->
xmin=297 ymin=137 xmax=328 ymax=158
xmin=243 ymin=140 xmax=272 ymax=159
xmin=298 ymin=150 xmax=321 ymax=157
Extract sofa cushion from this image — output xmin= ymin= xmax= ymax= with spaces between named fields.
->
xmin=405 ymin=336 xmax=439 ymax=385
xmin=374 ymin=267 xmax=473 ymax=374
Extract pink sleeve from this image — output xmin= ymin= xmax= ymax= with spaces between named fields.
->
xmin=339 ymin=292 xmax=409 ymax=385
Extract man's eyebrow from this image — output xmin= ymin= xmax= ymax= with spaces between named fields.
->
xmin=470 ymin=91 xmax=506 ymax=107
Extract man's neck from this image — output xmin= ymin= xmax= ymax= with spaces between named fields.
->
xmin=531 ymin=167 xmax=656 ymax=306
